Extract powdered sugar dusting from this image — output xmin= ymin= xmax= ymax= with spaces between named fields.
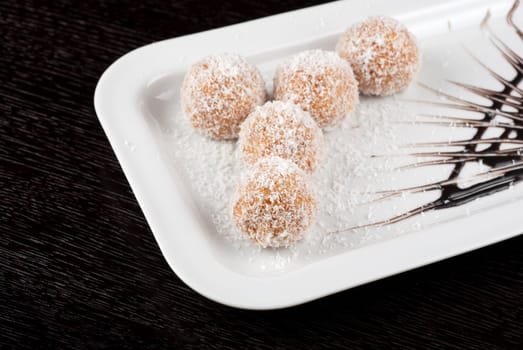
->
xmin=238 ymin=100 xmax=324 ymax=173
xmin=279 ymin=49 xmax=350 ymax=72
xmin=181 ymin=53 xmax=266 ymax=139
xmin=336 ymin=16 xmax=421 ymax=96
xmin=137 ymin=11 xmax=523 ymax=275
xmin=232 ymin=156 xmax=317 ymax=248
xmin=150 ymin=75 xmax=432 ymax=271
xmin=273 ymin=49 xmax=359 ymax=129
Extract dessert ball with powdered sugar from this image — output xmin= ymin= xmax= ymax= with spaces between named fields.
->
xmin=232 ymin=156 xmax=317 ymax=248
xmin=273 ymin=49 xmax=359 ymax=129
xmin=238 ymin=101 xmax=324 ymax=174
xmin=181 ymin=53 xmax=266 ymax=139
xmin=336 ymin=16 xmax=421 ymax=96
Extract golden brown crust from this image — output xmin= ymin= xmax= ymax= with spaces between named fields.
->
xmin=232 ymin=157 xmax=316 ymax=248
xmin=238 ymin=101 xmax=324 ymax=173
xmin=273 ymin=50 xmax=359 ymax=129
xmin=181 ymin=54 xmax=266 ymax=139
xmin=336 ymin=16 xmax=421 ymax=96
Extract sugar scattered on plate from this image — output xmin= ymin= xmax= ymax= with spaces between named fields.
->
xmin=155 ymin=84 xmax=429 ymax=270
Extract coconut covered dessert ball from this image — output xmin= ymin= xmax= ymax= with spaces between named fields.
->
xmin=336 ymin=16 xmax=421 ymax=96
xmin=232 ymin=156 xmax=317 ymax=248
xmin=273 ymin=50 xmax=359 ymax=129
xmin=238 ymin=101 xmax=324 ymax=173
xmin=181 ymin=53 xmax=266 ymax=139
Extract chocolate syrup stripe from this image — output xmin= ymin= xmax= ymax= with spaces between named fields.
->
xmin=436 ymin=44 xmax=523 ymax=209
xmin=335 ymin=1 xmax=523 ymax=231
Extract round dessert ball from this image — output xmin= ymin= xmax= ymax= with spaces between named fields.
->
xmin=336 ymin=16 xmax=421 ymax=96
xmin=273 ymin=49 xmax=359 ymax=129
xmin=181 ymin=53 xmax=266 ymax=139
xmin=232 ymin=156 xmax=317 ymax=248
xmin=238 ymin=101 xmax=324 ymax=174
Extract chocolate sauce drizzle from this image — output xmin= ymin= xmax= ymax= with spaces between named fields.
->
xmin=347 ymin=1 xmax=523 ymax=230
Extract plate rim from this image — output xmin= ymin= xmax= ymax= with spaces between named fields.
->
xmin=94 ymin=0 xmax=522 ymax=310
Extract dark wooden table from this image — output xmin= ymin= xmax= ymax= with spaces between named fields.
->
xmin=1 ymin=0 xmax=522 ymax=348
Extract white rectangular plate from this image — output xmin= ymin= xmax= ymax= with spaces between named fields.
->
xmin=94 ymin=0 xmax=523 ymax=309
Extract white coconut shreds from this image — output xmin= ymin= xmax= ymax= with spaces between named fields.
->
xmin=152 ymin=79 xmax=426 ymax=271
xmin=336 ymin=16 xmax=421 ymax=96
xmin=181 ymin=53 xmax=266 ymax=139
xmin=273 ymin=49 xmax=359 ymax=129
xmin=238 ymin=100 xmax=324 ymax=173
xmin=232 ymin=156 xmax=316 ymax=248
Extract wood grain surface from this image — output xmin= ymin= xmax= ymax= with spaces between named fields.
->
xmin=1 ymin=0 xmax=522 ymax=348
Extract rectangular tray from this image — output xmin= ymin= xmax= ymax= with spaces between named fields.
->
xmin=94 ymin=0 xmax=523 ymax=309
